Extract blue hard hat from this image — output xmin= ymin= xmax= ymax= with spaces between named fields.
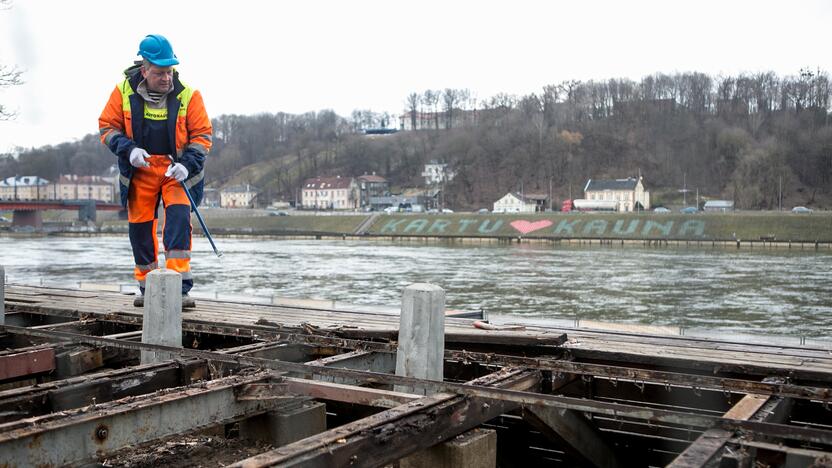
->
xmin=137 ymin=34 xmax=179 ymax=67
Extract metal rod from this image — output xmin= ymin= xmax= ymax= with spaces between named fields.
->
xmin=180 ymin=181 xmax=222 ymax=258
xmin=166 ymin=155 xmax=222 ymax=258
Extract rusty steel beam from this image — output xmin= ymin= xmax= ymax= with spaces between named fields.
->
xmin=228 ymin=368 xmax=541 ymax=468
xmin=0 ymin=359 xmax=209 ymax=421
xmin=669 ymin=378 xmax=793 ymax=468
xmin=304 ymin=350 xmax=396 ymax=385
xmin=28 ymin=320 xmax=99 ymax=332
xmin=4 ymin=325 xmax=832 ymax=447
xmin=8 ymin=323 xmax=831 ymax=404
xmin=445 ymin=349 xmax=832 ymax=402
xmin=731 ymin=439 xmax=831 ymax=465
xmin=523 ymin=404 xmax=623 ymax=468
xmin=0 ymin=371 xmax=283 ymax=466
xmin=0 ymin=346 xmax=55 ymax=381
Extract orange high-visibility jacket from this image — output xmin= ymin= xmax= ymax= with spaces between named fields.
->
xmin=99 ymin=64 xmax=212 ymax=207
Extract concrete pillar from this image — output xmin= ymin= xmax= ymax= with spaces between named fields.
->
xmin=140 ymin=269 xmax=182 ymax=364
xmin=0 ymin=264 xmax=4 ymax=326
xmin=240 ymin=401 xmax=326 ymax=446
xmin=400 ymin=428 xmax=497 ymax=468
xmin=12 ymin=210 xmax=42 ymax=229
xmin=395 ymin=283 xmax=445 ymax=395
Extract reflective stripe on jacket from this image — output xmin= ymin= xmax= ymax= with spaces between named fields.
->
xmin=98 ymin=65 xmax=212 ymax=207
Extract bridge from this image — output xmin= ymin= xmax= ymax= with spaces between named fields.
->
xmin=0 ymin=200 xmax=123 ymax=227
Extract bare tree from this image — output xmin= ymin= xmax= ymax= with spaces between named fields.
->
xmin=405 ymin=93 xmax=419 ymax=130
xmin=0 ymin=0 xmax=23 ymax=121
xmin=421 ymin=90 xmax=440 ymax=130
xmin=442 ymin=88 xmax=460 ymax=129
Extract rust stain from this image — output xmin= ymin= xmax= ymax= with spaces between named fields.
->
xmin=27 ymin=432 xmax=42 ymax=450
xmin=93 ymin=423 xmax=109 ymax=444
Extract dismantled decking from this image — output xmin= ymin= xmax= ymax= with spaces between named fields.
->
xmin=1 ymin=284 xmax=831 ymax=467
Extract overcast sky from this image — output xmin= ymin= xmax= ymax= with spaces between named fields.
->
xmin=1 ymin=0 xmax=831 ymax=153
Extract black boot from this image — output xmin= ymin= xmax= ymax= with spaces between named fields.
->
xmin=182 ymin=293 xmax=196 ymax=309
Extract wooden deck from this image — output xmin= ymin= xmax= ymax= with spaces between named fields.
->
xmin=5 ymin=284 xmax=832 ymax=380
xmin=2 ymin=284 xmax=832 ymax=467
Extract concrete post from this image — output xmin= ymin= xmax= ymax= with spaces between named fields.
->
xmin=400 ymin=428 xmax=497 ymax=468
xmin=240 ymin=401 xmax=327 ymax=446
xmin=0 ymin=264 xmax=4 ymax=326
xmin=140 ymin=269 xmax=182 ymax=364
xmin=395 ymin=283 xmax=445 ymax=395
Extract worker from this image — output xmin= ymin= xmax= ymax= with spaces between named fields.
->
xmin=98 ymin=34 xmax=212 ymax=308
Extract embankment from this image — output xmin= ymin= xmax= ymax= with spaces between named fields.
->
xmin=96 ymin=211 xmax=832 ymax=245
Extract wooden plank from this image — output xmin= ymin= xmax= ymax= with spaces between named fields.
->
xmin=669 ymin=378 xmax=791 ymax=468
xmin=284 ymin=376 xmax=419 ymax=408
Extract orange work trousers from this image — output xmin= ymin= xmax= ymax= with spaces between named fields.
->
xmin=127 ymin=155 xmax=193 ymax=293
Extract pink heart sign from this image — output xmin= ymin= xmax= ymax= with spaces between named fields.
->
xmin=510 ymin=220 xmax=553 ymax=235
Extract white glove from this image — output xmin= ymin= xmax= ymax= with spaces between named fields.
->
xmin=165 ymin=162 xmax=189 ymax=182
xmin=129 ymin=147 xmax=150 ymax=168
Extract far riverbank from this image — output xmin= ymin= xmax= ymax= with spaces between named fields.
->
xmin=3 ymin=209 xmax=832 ymax=246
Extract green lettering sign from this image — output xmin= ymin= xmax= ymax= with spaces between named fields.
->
xmin=403 ymin=219 xmax=429 ymax=233
xmin=478 ymin=219 xmax=503 ymax=234
xmin=554 ymin=219 xmax=581 ymax=235
xmin=582 ymin=220 xmax=608 ymax=236
xmin=380 ymin=219 xmax=407 ymax=234
xmin=427 ymin=220 xmax=451 ymax=234
xmin=642 ymin=220 xmax=673 ymax=237
xmin=612 ymin=219 xmax=639 ymax=235
xmin=678 ymin=220 xmax=706 ymax=237
xmin=458 ymin=219 xmax=478 ymax=233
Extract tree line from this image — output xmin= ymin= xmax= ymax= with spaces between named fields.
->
xmin=2 ymin=69 xmax=831 ymax=209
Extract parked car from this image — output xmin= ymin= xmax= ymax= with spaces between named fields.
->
xmin=0 ymin=216 xmax=9 ymax=222
xmin=653 ymin=207 xmax=671 ymax=213
xmin=477 ymin=208 xmax=489 ymax=214
xmin=792 ymin=206 xmax=813 ymax=213
xmin=384 ymin=206 xmax=398 ymax=214
xmin=441 ymin=208 xmax=454 ymax=213
xmin=680 ymin=206 xmax=698 ymax=214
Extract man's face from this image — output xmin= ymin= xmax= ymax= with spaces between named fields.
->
xmin=141 ymin=64 xmax=173 ymax=93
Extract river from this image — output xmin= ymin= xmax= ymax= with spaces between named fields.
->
xmin=1 ymin=235 xmax=830 ymax=343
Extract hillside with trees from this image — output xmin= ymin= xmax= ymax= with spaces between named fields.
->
xmin=2 ymin=69 xmax=831 ymax=209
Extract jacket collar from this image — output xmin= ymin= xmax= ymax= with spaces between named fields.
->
xmin=125 ymin=63 xmax=183 ymax=96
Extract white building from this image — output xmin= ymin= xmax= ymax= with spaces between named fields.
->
xmin=220 ymin=184 xmax=259 ymax=208
xmin=0 ymin=176 xmax=50 ymax=200
xmin=492 ymin=192 xmax=547 ymax=213
xmin=301 ymin=176 xmax=358 ymax=210
xmin=52 ymin=175 xmax=115 ymax=202
xmin=584 ymin=176 xmax=650 ymax=212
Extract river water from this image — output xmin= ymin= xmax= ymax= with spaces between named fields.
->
xmin=1 ymin=235 xmax=830 ymax=342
